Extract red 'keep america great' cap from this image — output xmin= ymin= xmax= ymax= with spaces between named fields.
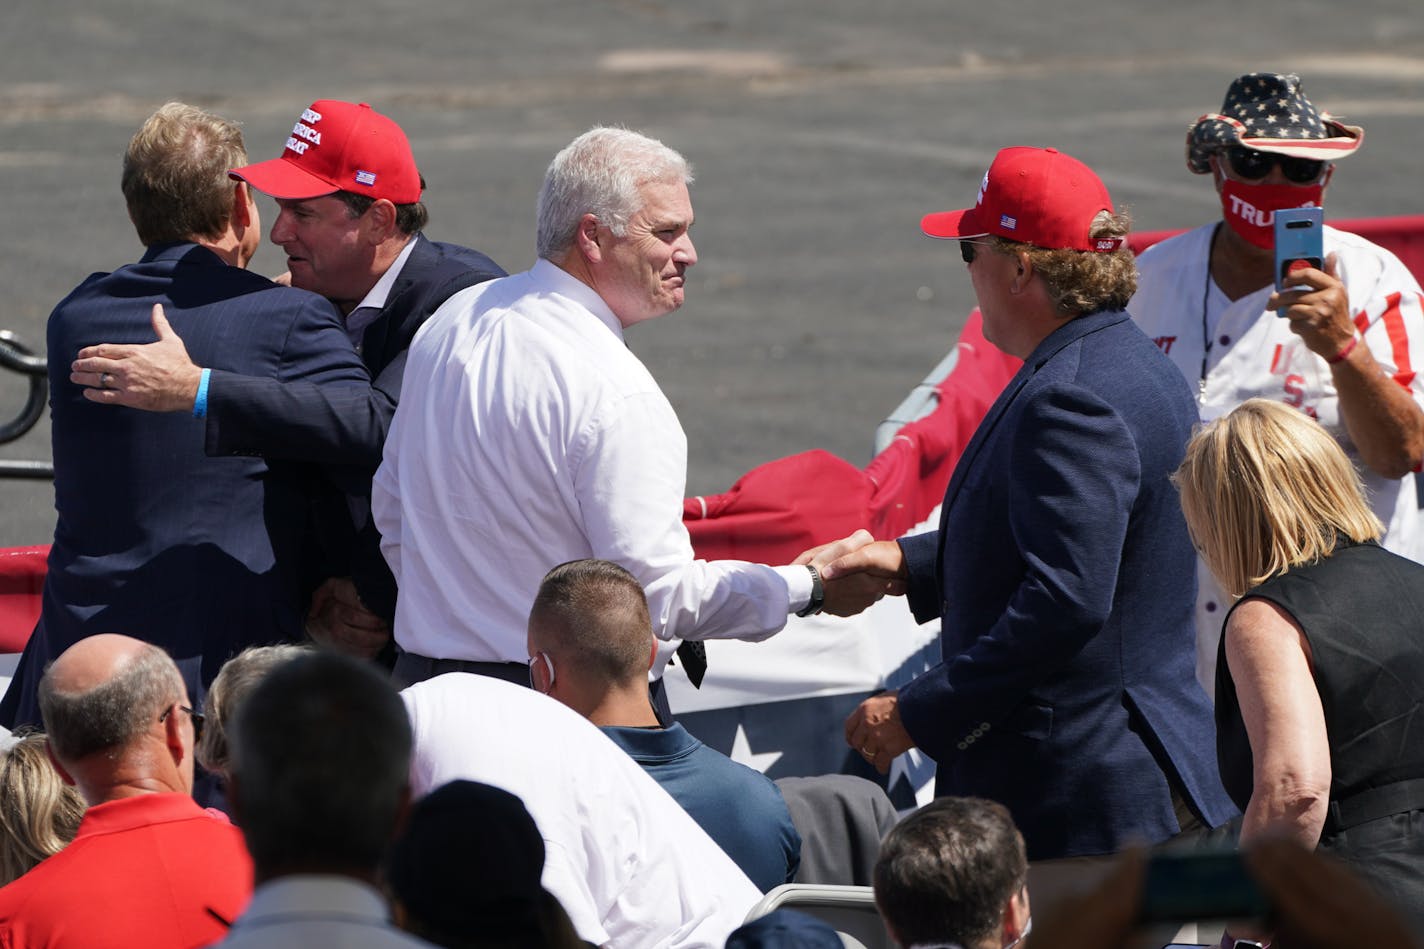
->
xmin=230 ymin=100 xmax=422 ymax=204
xmin=921 ymin=146 xmax=1123 ymax=253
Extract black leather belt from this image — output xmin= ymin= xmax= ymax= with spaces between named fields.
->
xmin=1324 ymin=777 xmax=1424 ymax=834
xmin=391 ymin=649 xmax=530 ymax=689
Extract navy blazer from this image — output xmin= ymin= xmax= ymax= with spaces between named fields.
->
xmin=0 ymin=243 xmax=370 ymax=729
xmin=201 ymin=235 xmax=505 ymax=618
xmin=896 ymin=309 xmax=1236 ymax=860
xmin=202 ymin=235 xmax=505 ymax=468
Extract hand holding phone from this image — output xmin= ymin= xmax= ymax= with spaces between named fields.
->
xmin=1274 ymin=207 xmax=1324 ymax=316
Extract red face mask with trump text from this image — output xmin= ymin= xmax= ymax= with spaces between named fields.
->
xmin=1218 ymin=178 xmax=1324 ymax=249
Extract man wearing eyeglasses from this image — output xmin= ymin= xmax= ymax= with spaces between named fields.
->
xmin=1130 ymin=72 xmax=1424 ymax=695
xmin=0 ymin=634 xmax=252 ymax=948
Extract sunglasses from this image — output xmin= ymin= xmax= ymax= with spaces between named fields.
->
xmin=959 ymin=239 xmax=996 ymax=264
xmin=1225 ymin=146 xmax=1326 ymax=185
xmin=159 ymin=703 xmax=205 ymax=744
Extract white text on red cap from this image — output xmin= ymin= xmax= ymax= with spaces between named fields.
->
xmin=286 ymin=108 xmax=323 ymax=156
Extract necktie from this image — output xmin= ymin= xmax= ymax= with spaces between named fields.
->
xmin=344 ymin=305 xmax=383 ymax=351
xmin=675 ymin=639 xmax=707 ymax=689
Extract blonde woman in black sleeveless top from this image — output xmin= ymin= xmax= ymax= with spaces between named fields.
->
xmin=1175 ymin=398 xmax=1424 ymax=934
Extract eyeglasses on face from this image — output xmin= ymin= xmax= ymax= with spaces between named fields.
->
xmin=959 ymin=239 xmax=996 ymax=264
xmin=159 ymin=704 xmax=205 ymax=744
xmin=1225 ymin=146 xmax=1326 ymax=185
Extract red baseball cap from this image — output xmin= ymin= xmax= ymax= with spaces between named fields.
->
xmin=921 ymin=147 xmax=1123 ymax=253
xmin=230 ymin=100 xmax=423 ymax=204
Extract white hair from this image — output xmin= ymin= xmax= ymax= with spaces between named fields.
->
xmin=535 ymin=126 xmax=693 ymax=260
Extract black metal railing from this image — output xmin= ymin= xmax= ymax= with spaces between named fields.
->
xmin=0 ymin=331 xmax=53 ymax=479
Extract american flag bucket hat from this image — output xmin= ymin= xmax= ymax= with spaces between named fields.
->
xmin=1185 ymin=72 xmax=1363 ymax=174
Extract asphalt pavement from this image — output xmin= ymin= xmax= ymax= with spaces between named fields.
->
xmin=3 ymin=0 xmax=1423 ymax=544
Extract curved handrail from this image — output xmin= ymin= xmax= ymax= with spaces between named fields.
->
xmin=0 ymin=332 xmax=47 ymax=377
xmin=0 ymin=332 xmax=52 ymax=478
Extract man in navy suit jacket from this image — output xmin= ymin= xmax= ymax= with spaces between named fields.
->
xmin=831 ymin=148 xmax=1235 ymax=861
xmin=0 ymin=103 xmax=371 ymax=729
xmin=72 ymin=100 xmax=505 ymax=656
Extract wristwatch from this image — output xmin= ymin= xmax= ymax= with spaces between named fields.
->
xmin=796 ymin=564 xmax=825 ymax=617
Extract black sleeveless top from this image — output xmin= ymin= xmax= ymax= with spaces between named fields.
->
xmin=1215 ymin=540 xmax=1424 ymax=812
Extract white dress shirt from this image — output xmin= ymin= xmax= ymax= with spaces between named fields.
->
xmin=402 ymin=674 xmax=763 ymax=949
xmin=373 ymin=258 xmax=809 ymax=674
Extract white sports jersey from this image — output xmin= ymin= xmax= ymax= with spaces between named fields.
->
xmin=1132 ymin=223 xmax=1424 ymax=695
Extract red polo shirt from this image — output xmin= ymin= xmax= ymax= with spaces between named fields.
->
xmin=0 ymin=792 xmax=252 ymax=948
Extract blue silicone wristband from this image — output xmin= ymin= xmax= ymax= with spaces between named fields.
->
xmin=192 ymin=368 xmax=211 ymax=419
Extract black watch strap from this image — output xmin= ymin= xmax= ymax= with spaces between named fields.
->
xmin=796 ymin=564 xmax=825 ymax=617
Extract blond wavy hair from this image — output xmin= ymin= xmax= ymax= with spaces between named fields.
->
xmin=0 ymin=733 xmax=85 ymax=885
xmin=122 ymin=102 xmax=247 ymax=246
xmin=1174 ymin=399 xmax=1383 ymax=598
xmin=992 ymin=210 xmax=1137 ymax=316
xmin=197 ymin=643 xmax=308 ymax=779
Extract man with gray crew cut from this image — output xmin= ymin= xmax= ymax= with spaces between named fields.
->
xmin=372 ymin=126 xmax=889 ymax=712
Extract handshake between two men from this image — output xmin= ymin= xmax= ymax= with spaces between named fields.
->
xmin=793 ymin=531 xmax=908 ymax=618
xmin=795 ymin=537 xmax=914 ymax=772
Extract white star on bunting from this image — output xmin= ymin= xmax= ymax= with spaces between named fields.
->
xmin=728 ymin=723 xmax=783 ymax=774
